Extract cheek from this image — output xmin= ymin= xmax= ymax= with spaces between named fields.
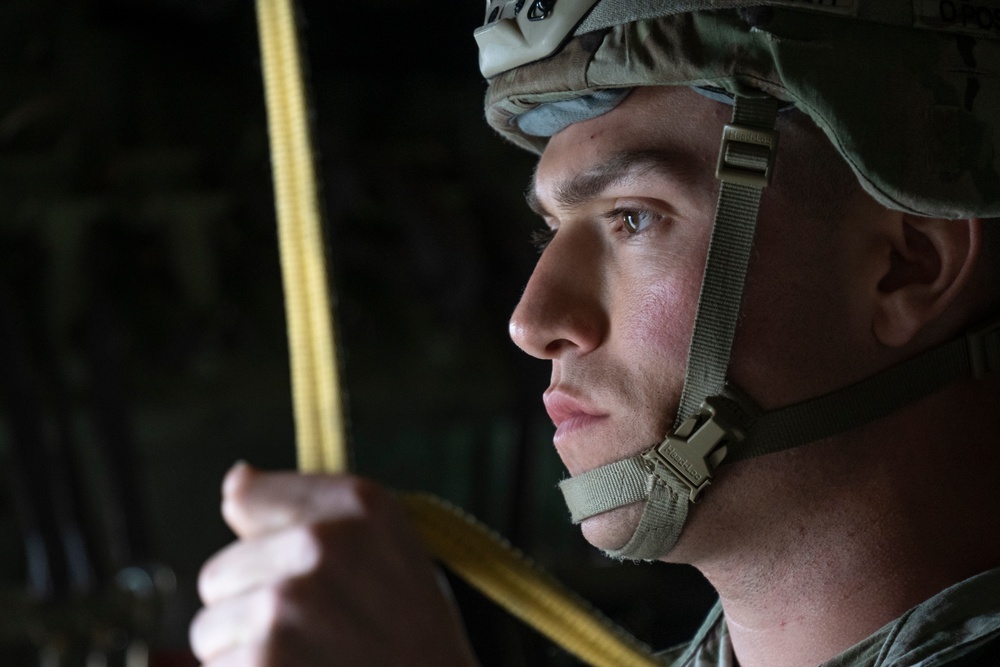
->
xmin=729 ymin=198 xmax=873 ymax=408
xmin=618 ymin=282 xmax=688 ymax=350
xmin=613 ymin=261 xmax=701 ymax=356
xmin=610 ymin=267 xmax=702 ymax=424
xmin=604 ymin=270 xmax=701 ymax=439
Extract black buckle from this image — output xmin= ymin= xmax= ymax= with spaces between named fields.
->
xmin=642 ymin=397 xmax=746 ymax=502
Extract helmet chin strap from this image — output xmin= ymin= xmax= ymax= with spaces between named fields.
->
xmin=558 ymin=94 xmax=780 ymax=561
xmin=558 ymin=95 xmax=1000 ymax=561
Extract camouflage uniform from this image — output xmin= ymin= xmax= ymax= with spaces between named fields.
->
xmin=660 ymin=567 xmax=1000 ymax=666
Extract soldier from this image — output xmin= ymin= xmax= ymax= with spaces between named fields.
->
xmin=190 ymin=1 xmax=1000 ymax=665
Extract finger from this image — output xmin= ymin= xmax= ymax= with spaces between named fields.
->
xmin=197 ymin=640 xmax=271 ymax=667
xmin=198 ymin=526 xmax=320 ymax=605
xmin=190 ymin=588 xmax=266 ymax=662
xmin=220 ymin=463 xmax=376 ymax=539
xmin=190 ymin=582 xmax=296 ymax=663
xmin=198 ymin=637 xmax=312 ymax=667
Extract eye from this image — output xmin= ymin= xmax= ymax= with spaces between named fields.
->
xmin=530 ymin=227 xmax=556 ymax=252
xmin=612 ymin=207 xmax=663 ymax=235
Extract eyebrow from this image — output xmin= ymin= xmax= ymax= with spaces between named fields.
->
xmin=525 ymin=149 xmax=701 ymax=217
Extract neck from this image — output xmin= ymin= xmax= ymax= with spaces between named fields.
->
xmin=708 ymin=521 xmax=947 ymax=667
xmin=674 ymin=382 xmax=1000 ymax=667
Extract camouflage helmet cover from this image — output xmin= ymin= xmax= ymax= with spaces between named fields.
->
xmin=480 ymin=0 xmax=1000 ymax=219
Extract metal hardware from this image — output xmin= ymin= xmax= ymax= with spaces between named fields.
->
xmin=642 ymin=397 xmax=746 ymax=502
xmin=967 ymin=316 xmax=1000 ymax=380
xmin=715 ymin=123 xmax=779 ymax=187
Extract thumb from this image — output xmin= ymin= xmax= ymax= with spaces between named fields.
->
xmin=220 ymin=461 xmax=358 ymax=539
xmin=220 ymin=462 xmax=297 ymax=539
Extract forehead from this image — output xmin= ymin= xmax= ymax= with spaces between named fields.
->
xmin=531 ymin=86 xmax=862 ymax=218
xmin=531 ymin=87 xmax=732 ymax=208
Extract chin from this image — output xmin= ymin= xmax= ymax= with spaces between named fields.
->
xmin=579 ymin=502 xmax=646 ymax=554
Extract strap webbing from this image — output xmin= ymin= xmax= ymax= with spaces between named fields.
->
xmin=729 ymin=318 xmax=1000 ymax=462
xmin=560 ymin=315 xmax=1000 ymax=529
xmin=560 ymin=456 xmax=649 ymax=523
xmin=602 ymin=474 xmax=691 ymax=561
xmin=675 ymin=96 xmax=778 ymax=426
xmin=557 ymin=96 xmax=778 ymax=561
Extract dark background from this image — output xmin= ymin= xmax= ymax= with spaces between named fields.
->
xmin=0 ymin=0 xmax=714 ymax=664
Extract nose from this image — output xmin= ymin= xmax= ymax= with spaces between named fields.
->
xmin=509 ymin=225 xmax=608 ymax=359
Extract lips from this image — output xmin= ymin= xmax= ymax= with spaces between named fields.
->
xmin=543 ymin=390 xmax=610 ymax=456
xmin=544 ymin=391 xmax=606 ymax=426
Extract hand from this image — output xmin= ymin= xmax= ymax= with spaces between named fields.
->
xmin=190 ymin=463 xmax=478 ymax=666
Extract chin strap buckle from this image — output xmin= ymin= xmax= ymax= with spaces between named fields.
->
xmin=642 ymin=397 xmax=747 ymax=502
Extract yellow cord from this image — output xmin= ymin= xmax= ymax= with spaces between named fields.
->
xmin=403 ymin=494 xmax=664 ymax=666
xmin=255 ymin=1 xmax=665 ymax=664
xmin=256 ymin=0 xmax=346 ymax=474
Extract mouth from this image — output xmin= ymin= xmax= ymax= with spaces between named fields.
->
xmin=543 ymin=390 xmax=610 ymax=459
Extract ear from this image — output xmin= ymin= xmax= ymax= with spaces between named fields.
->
xmin=873 ymin=216 xmax=981 ymax=347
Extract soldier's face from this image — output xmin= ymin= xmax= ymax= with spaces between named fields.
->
xmin=510 ymin=86 xmax=881 ymax=553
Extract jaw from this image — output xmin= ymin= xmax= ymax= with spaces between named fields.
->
xmin=579 ymin=501 xmax=646 ymax=554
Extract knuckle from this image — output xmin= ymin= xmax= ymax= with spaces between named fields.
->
xmin=229 ymin=643 xmax=273 ymax=667
xmin=188 ymin=608 xmax=210 ymax=658
xmin=300 ymin=515 xmax=370 ymax=570
xmin=196 ymin=540 xmax=243 ymax=604
xmin=196 ymin=559 xmax=218 ymax=603
xmin=260 ymin=634 xmax=297 ymax=667
xmin=253 ymin=590 xmax=302 ymax=663
xmin=342 ymin=476 xmax=392 ymax=517
xmin=260 ymin=583 xmax=292 ymax=628
xmin=288 ymin=523 xmax=327 ymax=570
xmin=265 ymin=577 xmax=309 ymax=625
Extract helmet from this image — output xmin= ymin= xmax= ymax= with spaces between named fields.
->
xmin=476 ymin=0 xmax=1000 ymax=560
xmin=478 ymin=0 xmax=1000 ymax=218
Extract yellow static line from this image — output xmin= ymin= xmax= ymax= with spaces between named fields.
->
xmin=256 ymin=0 xmax=345 ymax=474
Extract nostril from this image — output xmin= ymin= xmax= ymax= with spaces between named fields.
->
xmin=544 ymin=338 xmax=575 ymax=357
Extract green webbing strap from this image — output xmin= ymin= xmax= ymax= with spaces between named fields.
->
xmin=728 ymin=316 xmax=1000 ymax=462
xmin=675 ymin=95 xmax=779 ymax=426
xmin=561 ymin=315 xmax=1000 ymax=527
xmin=557 ymin=96 xmax=779 ymax=560
xmin=560 ymin=456 xmax=649 ymax=523
xmin=602 ymin=473 xmax=690 ymax=561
